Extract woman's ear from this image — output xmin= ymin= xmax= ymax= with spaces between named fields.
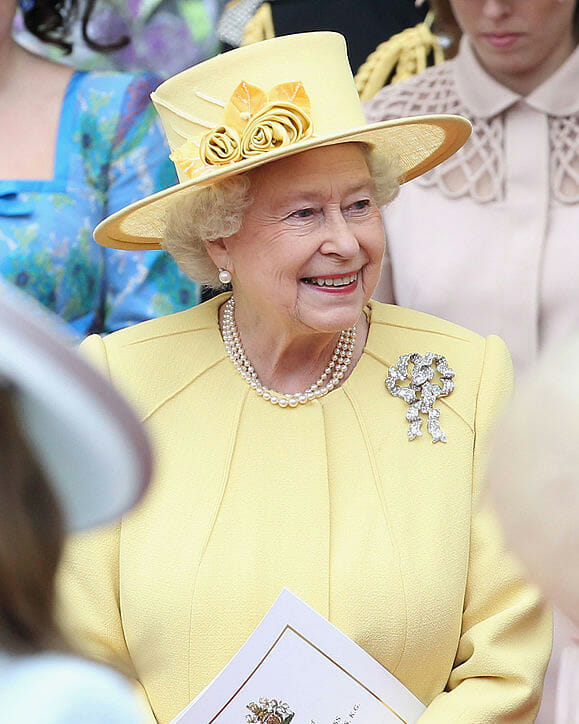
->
xmin=205 ymin=238 xmax=232 ymax=275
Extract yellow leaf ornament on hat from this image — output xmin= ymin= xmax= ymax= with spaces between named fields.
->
xmin=171 ymin=81 xmax=313 ymax=179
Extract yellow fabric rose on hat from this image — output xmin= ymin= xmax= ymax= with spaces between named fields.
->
xmin=227 ymin=80 xmax=313 ymax=157
xmin=170 ymin=80 xmax=313 ymax=180
xmin=199 ymin=125 xmax=242 ymax=165
xmin=240 ymin=101 xmax=312 ymax=157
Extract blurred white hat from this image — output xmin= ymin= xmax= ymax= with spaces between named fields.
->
xmin=0 ymin=281 xmax=152 ymax=532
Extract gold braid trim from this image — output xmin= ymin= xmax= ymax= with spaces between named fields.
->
xmin=242 ymin=2 xmax=275 ymax=45
xmin=355 ymin=12 xmax=445 ymax=101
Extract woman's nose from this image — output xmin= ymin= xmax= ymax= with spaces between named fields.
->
xmin=319 ymin=212 xmax=360 ymax=258
xmin=482 ymin=0 xmax=512 ymax=20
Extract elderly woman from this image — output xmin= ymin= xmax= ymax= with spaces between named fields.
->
xmin=58 ymin=33 xmax=551 ymax=724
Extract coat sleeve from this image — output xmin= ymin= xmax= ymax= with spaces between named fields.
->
xmin=419 ymin=335 xmax=552 ymax=722
xmin=56 ymin=333 xmax=157 ymax=724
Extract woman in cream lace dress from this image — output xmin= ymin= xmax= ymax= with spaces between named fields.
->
xmin=365 ymin=0 xmax=579 ymax=377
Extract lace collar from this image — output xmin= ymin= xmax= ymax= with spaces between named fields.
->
xmin=455 ymin=36 xmax=579 ymax=118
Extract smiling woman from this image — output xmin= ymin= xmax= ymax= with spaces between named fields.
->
xmin=162 ymin=142 xmax=401 ymax=399
xmin=203 ymin=145 xmax=385 ymax=391
xmin=163 ymin=145 xmax=398 ymax=291
xmin=58 ymin=32 xmax=551 ymax=724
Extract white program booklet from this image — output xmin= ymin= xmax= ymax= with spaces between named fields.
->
xmin=171 ymin=589 xmax=426 ymax=724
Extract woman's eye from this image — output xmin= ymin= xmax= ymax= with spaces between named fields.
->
xmin=349 ymin=199 xmax=371 ymax=212
xmin=291 ymin=208 xmax=315 ymax=219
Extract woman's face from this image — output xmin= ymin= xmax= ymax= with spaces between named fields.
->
xmin=449 ymin=0 xmax=577 ymax=90
xmin=215 ymin=144 xmax=386 ymax=337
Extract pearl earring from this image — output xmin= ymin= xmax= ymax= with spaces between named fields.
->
xmin=218 ymin=268 xmax=232 ymax=285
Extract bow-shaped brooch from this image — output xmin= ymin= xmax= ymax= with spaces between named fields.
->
xmin=386 ymin=353 xmax=455 ymax=443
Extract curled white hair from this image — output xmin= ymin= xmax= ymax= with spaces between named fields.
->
xmin=163 ymin=145 xmax=399 ymax=290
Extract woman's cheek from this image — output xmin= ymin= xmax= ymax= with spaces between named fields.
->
xmin=367 ymin=222 xmax=387 ymax=261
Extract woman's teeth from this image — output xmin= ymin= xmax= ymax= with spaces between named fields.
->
xmin=304 ymin=273 xmax=358 ymax=287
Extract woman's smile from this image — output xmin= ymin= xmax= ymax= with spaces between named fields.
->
xmin=301 ymin=271 xmax=360 ymax=294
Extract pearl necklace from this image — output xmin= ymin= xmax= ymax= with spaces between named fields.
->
xmin=220 ymin=296 xmax=356 ymax=407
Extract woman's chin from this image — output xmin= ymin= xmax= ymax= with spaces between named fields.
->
xmin=301 ymin=279 xmax=370 ymax=326
xmin=297 ymin=302 xmax=365 ymax=335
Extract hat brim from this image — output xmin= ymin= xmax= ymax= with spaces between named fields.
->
xmin=0 ymin=282 xmax=152 ymax=531
xmin=94 ymin=113 xmax=471 ymax=250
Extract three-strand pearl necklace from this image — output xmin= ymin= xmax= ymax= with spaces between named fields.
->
xmin=220 ymin=296 xmax=356 ymax=407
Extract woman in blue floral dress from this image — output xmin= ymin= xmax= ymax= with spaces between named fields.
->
xmin=1 ymin=0 xmax=200 ymax=336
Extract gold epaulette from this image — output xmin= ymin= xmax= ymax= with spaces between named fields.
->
xmin=242 ymin=2 xmax=275 ymax=44
xmin=355 ymin=12 xmax=445 ymax=101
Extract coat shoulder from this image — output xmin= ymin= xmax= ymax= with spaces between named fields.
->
xmin=369 ymin=300 xmax=484 ymax=347
xmin=100 ymin=294 xmax=222 ymax=351
xmin=80 ymin=296 xmax=227 ymax=416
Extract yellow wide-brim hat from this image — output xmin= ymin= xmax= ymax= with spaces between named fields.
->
xmin=95 ymin=32 xmax=471 ymax=250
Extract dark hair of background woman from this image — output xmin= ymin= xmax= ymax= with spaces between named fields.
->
xmin=430 ymin=0 xmax=579 ymax=58
xmin=0 ymin=387 xmax=66 ymax=655
xmin=20 ymin=0 xmax=129 ymax=55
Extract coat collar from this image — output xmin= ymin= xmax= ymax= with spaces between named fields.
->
xmin=112 ymin=295 xmax=481 ymax=436
xmin=455 ymin=36 xmax=579 ymax=118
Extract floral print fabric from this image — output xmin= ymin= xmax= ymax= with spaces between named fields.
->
xmin=0 ymin=71 xmax=200 ymax=337
xmin=12 ymin=0 xmax=224 ymax=79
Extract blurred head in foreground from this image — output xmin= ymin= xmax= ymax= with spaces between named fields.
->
xmin=488 ymin=335 xmax=579 ymax=626
xmin=0 ymin=281 xmax=152 ymax=655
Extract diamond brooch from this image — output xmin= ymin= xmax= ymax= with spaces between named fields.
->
xmin=386 ymin=353 xmax=455 ymax=443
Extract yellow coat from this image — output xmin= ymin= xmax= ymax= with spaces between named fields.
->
xmin=58 ymin=295 xmax=551 ymax=723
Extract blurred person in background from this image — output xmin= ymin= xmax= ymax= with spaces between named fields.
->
xmin=219 ymin=0 xmax=444 ymax=98
xmin=488 ymin=334 xmax=579 ymax=724
xmin=0 ymin=279 xmax=151 ymax=722
xmin=13 ymin=0 xmax=226 ymax=78
xmin=365 ymin=0 xmax=579 ymax=377
xmin=365 ymin=2 xmax=579 ymax=719
xmin=1 ymin=0 xmax=200 ymax=336
xmin=219 ymin=0 xmax=429 ymax=68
